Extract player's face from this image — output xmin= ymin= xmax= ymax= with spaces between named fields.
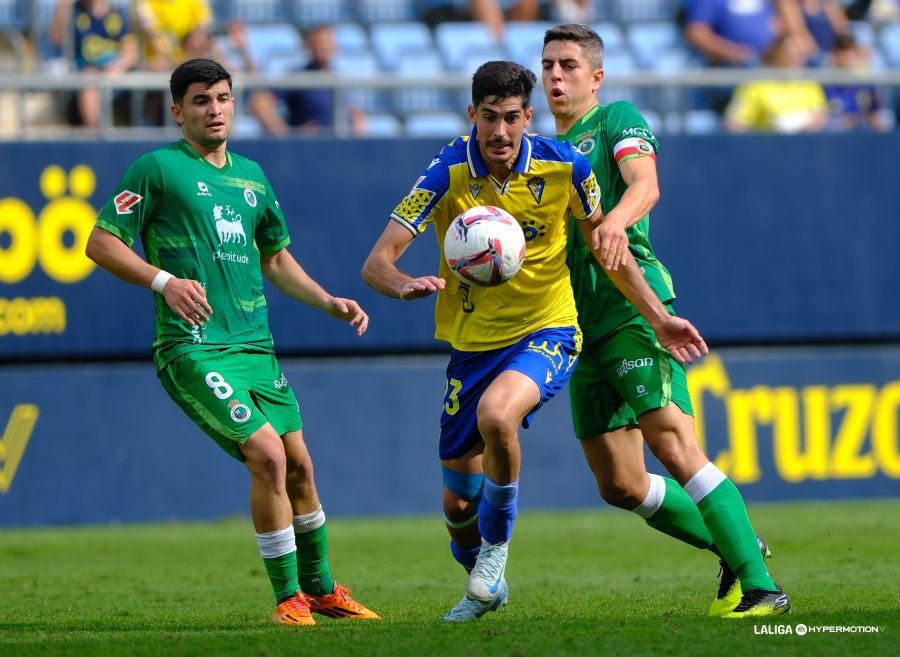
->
xmin=542 ymin=40 xmax=603 ymax=124
xmin=171 ymin=80 xmax=234 ymax=150
xmin=468 ymin=96 xmax=533 ymax=173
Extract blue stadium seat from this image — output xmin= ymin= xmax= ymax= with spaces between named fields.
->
xmin=682 ymin=109 xmax=721 ymax=134
xmin=435 ymin=21 xmax=498 ymax=70
xmin=228 ymin=0 xmax=290 ymax=23
xmin=850 ymin=21 xmax=877 ymax=49
xmin=393 ymin=50 xmax=452 ymax=113
xmin=503 ymin=21 xmax=554 ymax=68
xmin=356 ymin=0 xmax=415 ymax=23
xmin=244 ymin=24 xmax=301 ymax=70
xmin=405 ymin=110 xmax=468 ymax=137
xmin=880 ymin=23 xmax=900 ymax=67
xmin=290 ymin=0 xmax=353 ymax=27
xmin=333 ymin=22 xmax=370 ymax=55
xmin=592 ymin=22 xmax=628 ymax=55
xmin=370 ymin=21 xmax=435 ymax=70
xmin=639 ymin=108 xmax=664 ymax=133
xmin=610 ymin=0 xmax=678 ymax=22
xmin=332 ymin=50 xmax=388 ymax=112
xmin=627 ymin=22 xmax=682 ymax=69
xmin=364 ymin=111 xmax=403 ymax=137
xmin=0 ymin=0 xmax=25 ymax=32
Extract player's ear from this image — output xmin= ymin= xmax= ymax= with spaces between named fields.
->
xmin=170 ymin=103 xmax=183 ymax=126
xmin=467 ymin=104 xmax=476 ymax=123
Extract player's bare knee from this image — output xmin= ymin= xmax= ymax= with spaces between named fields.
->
xmin=476 ymin=409 xmax=517 ymax=446
xmin=599 ymin=478 xmax=644 ymax=509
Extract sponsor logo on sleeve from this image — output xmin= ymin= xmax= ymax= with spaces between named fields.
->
xmin=114 ymin=190 xmax=142 ymax=214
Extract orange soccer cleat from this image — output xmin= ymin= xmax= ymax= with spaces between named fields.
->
xmin=273 ymin=591 xmax=316 ymax=626
xmin=303 ymin=583 xmax=381 ymax=620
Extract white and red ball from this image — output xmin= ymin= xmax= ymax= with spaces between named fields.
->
xmin=443 ymin=205 xmax=526 ymax=286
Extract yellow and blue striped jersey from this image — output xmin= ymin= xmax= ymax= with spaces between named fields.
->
xmin=390 ymin=128 xmax=601 ymax=351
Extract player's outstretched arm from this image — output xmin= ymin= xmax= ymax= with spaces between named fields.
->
xmin=261 ymin=248 xmax=368 ymax=336
xmin=574 ymin=220 xmax=707 ymax=364
xmin=362 ymin=221 xmax=445 ymax=301
xmin=85 ymin=226 xmax=212 ymax=326
xmin=595 ymin=156 xmax=661 ymax=270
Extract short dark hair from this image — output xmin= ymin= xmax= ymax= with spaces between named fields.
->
xmin=543 ymin=24 xmax=605 ymax=69
xmin=471 ymin=61 xmax=536 ymax=108
xmin=169 ymin=58 xmax=232 ymax=104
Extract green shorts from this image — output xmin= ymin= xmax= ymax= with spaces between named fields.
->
xmin=159 ymin=347 xmax=303 ymax=461
xmin=569 ymin=312 xmax=693 ymax=440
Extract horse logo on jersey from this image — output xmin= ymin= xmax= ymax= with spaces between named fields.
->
xmin=214 ymin=204 xmax=247 ymax=245
xmin=527 ymin=177 xmax=545 ymax=205
xmin=470 ymin=183 xmax=482 ymax=199
xmin=244 ymin=187 xmax=257 ymax=208
xmin=114 ymin=190 xmax=142 ymax=214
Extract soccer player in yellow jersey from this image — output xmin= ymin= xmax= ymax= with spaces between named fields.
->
xmin=362 ymin=61 xmax=708 ymax=622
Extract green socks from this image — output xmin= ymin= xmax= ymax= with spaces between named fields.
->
xmin=263 ymin=552 xmax=299 ymax=602
xmin=685 ymin=463 xmax=776 ymax=592
xmin=294 ymin=507 xmax=335 ymax=597
xmin=635 ymin=475 xmax=718 ymax=553
xmin=256 ymin=527 xmax=299 ymax=602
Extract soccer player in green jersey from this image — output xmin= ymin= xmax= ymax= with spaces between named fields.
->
xmin=541 ymin=24 xmax=791 ymax=618
xmin=363 ymin=60 xmax=707 ymax=622
xmin=85 ymin=58 xmax=380 ymax=626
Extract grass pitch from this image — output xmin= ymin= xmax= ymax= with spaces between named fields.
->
xmin=1 ymin=500 xmax=896 ymax=657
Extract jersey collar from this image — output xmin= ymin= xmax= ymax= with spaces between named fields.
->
xmin=564 ymin=104 xmax=602 ymax=138
xmin=177 ymin=139 xmax=233 ymax=169
xmin=465 ymin=126 xmax=534 ymax=179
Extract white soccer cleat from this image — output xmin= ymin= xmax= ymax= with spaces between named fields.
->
xmin=442 ymin=578 xmax=509 ymax=623
xmin=465 ymin=540 xmax=509 ymax=602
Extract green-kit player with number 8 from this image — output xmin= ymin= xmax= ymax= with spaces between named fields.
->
xmin=86 ymin=58 xmax=379 ymax=626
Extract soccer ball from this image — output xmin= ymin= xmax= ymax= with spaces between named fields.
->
xmin=443 ymin=205 xmax=526 ymax=286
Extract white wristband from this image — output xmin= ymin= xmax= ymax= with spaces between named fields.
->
xmin=150 ymin=270 xmax=174 ymax=293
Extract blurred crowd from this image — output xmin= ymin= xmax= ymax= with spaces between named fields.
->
xmin=0 ymin=0 xmax=897 ymax=135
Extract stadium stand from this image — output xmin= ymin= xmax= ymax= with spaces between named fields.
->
xmin=370 ymin=20 xmax=435 ymax=69
xmin=405 ymin=108 xmax=467 ymax=136
xmin=4 ymin=0 xmax=900 ymax=137
xmin=333 ymin=21 xmax=370 ymax=54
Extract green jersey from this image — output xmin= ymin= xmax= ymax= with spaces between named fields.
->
xmin=96 ymin=140 xmax=290 ymax=371
xmin=560 ymin=102 xmax=675 ymax=343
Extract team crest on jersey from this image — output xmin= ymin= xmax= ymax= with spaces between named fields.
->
xmin=577 ymin=138 xmax=596 ymax=155
xmin=527 ymin=177 xmax=545 ymax=204
xmin=470 ymin=183 xmax=482 ymax=198
xmin=114 ymin=190 xmax=142 ymax=214
xmin=244 ymin=187 xmax=257 ymax=207
xmin=581 ymin=175 xmax=601 ymax=210
xmin=197 ymin=181 xmax=212 ymax=197
xmin=228 ymin=400 xmax=252 ymax=423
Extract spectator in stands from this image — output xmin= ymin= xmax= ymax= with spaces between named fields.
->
xmin=248 ymin=24 xmax=367 ymax=137
xmin=49 ymin=0 xmax=139 ymax=129
xmin=182 ymin=19 xmax=255 ymax=73
xmin=724 ymin=33 xmax=829 ymax=133
xmin=684 ymin=0 xmax=783 ymax=67
xmin=417 ymin=1 xmax=547 ymax=41
xmin=778 ymin=0 xmax=850 ymax=64
xmin=823 ymin=33 xmax=890 ymax=131
xmin=134 ymin=0 xmax=214 ymax=125
xmin=134 ymin=0 xmax=213 ymax=72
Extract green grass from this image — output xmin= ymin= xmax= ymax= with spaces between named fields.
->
xmin=1 ymin=500 xmax=897 ymax=657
